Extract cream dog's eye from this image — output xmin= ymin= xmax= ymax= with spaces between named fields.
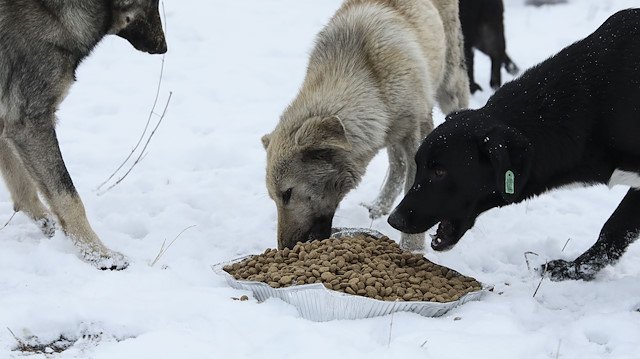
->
xmin=282 ymin=188 xmax=293 ymax=205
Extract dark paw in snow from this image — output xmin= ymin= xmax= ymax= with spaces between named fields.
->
xmin=541 ymin=259 xmax=596 ymax=281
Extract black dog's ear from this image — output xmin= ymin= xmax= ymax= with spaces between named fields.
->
xmin=478 ymin=126 xmax=534 ymax=203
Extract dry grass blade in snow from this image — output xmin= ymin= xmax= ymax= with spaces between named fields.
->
xmin=387 ymin=313 xmax=394 ymax=348
xmin=555 ymin=339 xmax=562 ymax=359
xmin=0 ymin=211 xmax=16 ymax=232
xmin=99 ymin=92 xmax=173 ymax=195
xmin=96 ymin=55 xmax=167 ymax=192
xmin=150 ymin=225 xmax=196 ymax=267
xmin=524 ymin=251 xmax=539 ymax=272
xmin=533 ymin=262 xmax=548 ymax=298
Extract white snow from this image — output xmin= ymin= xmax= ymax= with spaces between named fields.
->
xmin=2 ymin=0 xmax=640 ymax=358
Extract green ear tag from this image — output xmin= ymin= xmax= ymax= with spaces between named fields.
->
xmin=505 ymin=170 xmax=515 ymax=195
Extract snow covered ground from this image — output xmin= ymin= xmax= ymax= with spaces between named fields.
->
xmin=2 ymin=0 xmax=640 ymax=357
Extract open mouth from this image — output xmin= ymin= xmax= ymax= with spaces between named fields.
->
xmin=430 ymin=220 xmax=458 ymax=251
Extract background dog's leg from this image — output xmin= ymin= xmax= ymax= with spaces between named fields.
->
xmin=466 ymin=46 xmax=482 ymax=94
xmin=489 ymin=55 xmax=502 ymax=90
xmin=503 ymin=54 xmax=519 ymax=75
xmin=0 ymin=139 xmax=55 ymax=237
xmin=546 ymin=188 xmax=640 ymax=281
xmin=5 ymin=119 xmax=127 ymax=270
xmin=362 ymin=144 xmax=405 ymax=219
xmin=398 ymin=133 xmax=425 ymax=251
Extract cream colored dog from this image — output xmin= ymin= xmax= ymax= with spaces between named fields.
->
xmin=262 ymin=0 xmax=469 ymax=250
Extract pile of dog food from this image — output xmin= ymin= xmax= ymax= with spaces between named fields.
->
xmin=223 ymin=235 xmax=482 ymax=302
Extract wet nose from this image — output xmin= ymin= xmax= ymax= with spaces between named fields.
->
xmin=387 ymin=209 xmax=407 ymax=231
xmin=149 ymin=39 xmax=167 ymax=54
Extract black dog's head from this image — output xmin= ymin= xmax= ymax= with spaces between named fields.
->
xmin=111 ymin=0 xmax=167 ymax=54
xmin=388 ymin=110 xmax=534 ymax=251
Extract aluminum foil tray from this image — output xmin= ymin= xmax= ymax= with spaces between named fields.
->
xmin=212 ymin=228 xmax=491 ymax=322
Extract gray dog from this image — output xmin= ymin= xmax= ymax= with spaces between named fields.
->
xmin=0 ymin=0 xmax=167 ymax=269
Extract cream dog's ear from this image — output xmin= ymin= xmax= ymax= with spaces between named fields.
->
xmin=261 ymin=133 xmax=272 ymax=150
xmin=294 ymin=116 xmax=351 ymax=151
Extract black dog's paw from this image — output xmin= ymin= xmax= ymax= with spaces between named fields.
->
xmin=505 ymin=62 xmax=520 ymax=76
xmin=541 ymin=259 xmax=596 ymax=281
xmin=470 ymin=83 xmax=483 ymax=94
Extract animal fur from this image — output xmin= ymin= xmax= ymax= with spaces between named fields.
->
xmin=262 ymin=0 xmax=469 ymax=250
xmin=389 ymin=9 xmax=640 ymax=281
xmin=0 ymin=0 xmax=167 ymax=269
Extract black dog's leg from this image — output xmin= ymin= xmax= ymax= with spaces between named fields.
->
xmin=546 ymin=188 xmax=640 ymax=281
xmin=503 ymin=54 xmax=519 ymax=75
xmin=489 ymin=55 xmax=502 ymax=90
xmin=465 ymin=46 xmax=482 ymax=94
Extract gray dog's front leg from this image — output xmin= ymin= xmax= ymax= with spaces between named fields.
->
xmin=5 ymin=118 xmax=128 ymax=270
xmin=0 ymin=139 xmax=56 ymax=237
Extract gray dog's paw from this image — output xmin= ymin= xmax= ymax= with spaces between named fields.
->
xmin=36 ymin=215 xmax=56 ymax=238
xmin=81 ymin=248 xmax=129 ymax=271
xmin=360 ymin=201 xmax=391 ymax=220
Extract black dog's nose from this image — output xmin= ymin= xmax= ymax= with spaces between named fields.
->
xmin=387 ymin=209 xmax=407 ymax=231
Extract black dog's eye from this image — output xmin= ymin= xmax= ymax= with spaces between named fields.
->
xmin=282 ymin=188 xmax=293 ymax=205
xmin=431 ymin=166 xmax=447 ymax=179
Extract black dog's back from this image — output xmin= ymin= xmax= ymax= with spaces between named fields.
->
xmin=596 ymin=10 xmax=640 ymax=157
xmin=498 ymin=8 xmax=640 ymax=95
xmin=491 ymin=8 xmax=640 ymax=154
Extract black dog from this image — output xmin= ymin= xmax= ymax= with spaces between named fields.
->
xmin=388 ymin=9 xmax=640 ymax=281
xmin=459 ymin=0 xmax=519 ymax=93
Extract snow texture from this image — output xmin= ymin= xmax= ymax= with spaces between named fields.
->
xmin=1 ymin=0 xmax=640 ymax=358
